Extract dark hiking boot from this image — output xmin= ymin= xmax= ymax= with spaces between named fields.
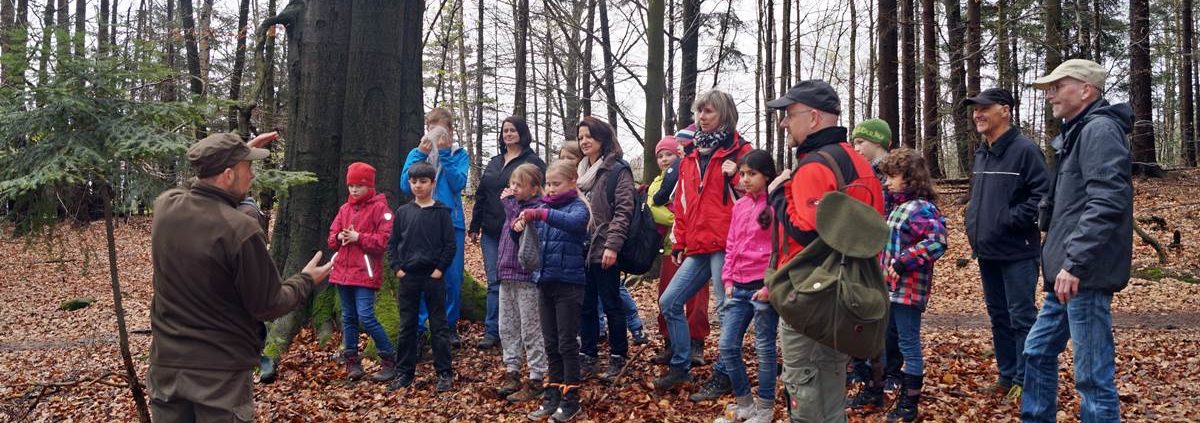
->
xmin=478 ymin=336 xmax=500 ymax=350
xmin=387 ymin=373 xmax=414 ymax=391
xmin=580 ymin=354 xmax=598 ymax=380
xmin=651 ymin=341 xmax=672 ymax=365
xmin=528 ymin=384 xmax=562 ymax=420
xmin=551 ymin=385 xmax=582 ymax=422
xmin=653 ymin=365 xmax=693 ymax=391
xmin=507 ymin=379 xmax=545 ymax=403
xmin=689 ymin=339 xmax=706 ymax=367
xmin=370 ymin=352 xmax=397 ymax=382
xmin=847 ymin=383 xmax=885 ymax=409
xmin=436 ymin=371 xmax=454 ymax=392
xmin=886 ymin=374 xmax=923 ymax=422
xmin=498 ymin=371 xmax=523 ymax=397
xmin=688 ymin=371 xmax=732 ymax=401
xmin=343 ymin=351 xmax=365 ymax=380
xmin=600 ymin=355 xmax=627 ymax=382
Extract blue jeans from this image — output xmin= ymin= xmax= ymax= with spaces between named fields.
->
xmin=715 ymin=286 xmax=779 ymax=400
xmin=885 ymin=303 xmax=924 ymax=376
xmin=337 ymin=285 xmax=395 ymax=356
xmin=420 ymin=229 xmax=465 ymax=335
xmin=1021 ymin=290 xmax=1120 ymax=423
xmin=659 ymin=252 xmax=724 ymax=369
xmin=979 ymin=257 xmax=1039 ymax=386
xmin=481 ymin=232 xmax=501 ymax=340
xmin=598 ymin=282 xmax=644 ymax=334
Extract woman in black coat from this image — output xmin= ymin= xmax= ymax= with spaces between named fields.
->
xmin=469 ymin=116 xmax=546 ymax=348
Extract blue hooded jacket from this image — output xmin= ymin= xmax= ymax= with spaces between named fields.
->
xmin=400 ymin=146 xmax=470 ymax=230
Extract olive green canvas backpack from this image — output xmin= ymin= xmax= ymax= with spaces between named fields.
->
xmin=766 ymin=153 xmax=890 ymax=358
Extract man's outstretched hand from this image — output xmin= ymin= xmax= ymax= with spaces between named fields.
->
xmin=302 ymin=251 xmax=334 ymax=284
xmin=248 ymin=131 xmax=280 ymax=149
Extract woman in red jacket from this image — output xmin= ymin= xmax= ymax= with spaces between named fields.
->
xmin=327 ymin=162 xmax=396 ymax=382
xmin=654 ymin=89 xmax=753 ymax=392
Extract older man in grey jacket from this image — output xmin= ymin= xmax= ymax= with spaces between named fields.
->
xmin=1022 ymin=59 xmax=1132 ymax=423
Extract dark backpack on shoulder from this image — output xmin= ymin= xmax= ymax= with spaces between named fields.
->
xmin=607 ymin=159 xmax=662 ymax=275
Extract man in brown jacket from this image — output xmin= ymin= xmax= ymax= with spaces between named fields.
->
xmin=148 ymin=133 xmax=332 ymax=422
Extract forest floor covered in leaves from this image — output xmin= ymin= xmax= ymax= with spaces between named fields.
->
xmin=2 ymin=170 xmax=1199 ymax=422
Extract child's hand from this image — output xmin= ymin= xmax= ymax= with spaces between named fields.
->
xmin=671 ymin=249 xmax=684 ymax=265
xmin=513 ymin=218 xmax=526 ymax=232
xmin=432 ymin=269 xmax=443 ymax=279
xmin=395 ymin=270 xmax=406 ymax=279
xmin=337 ymin=230 xmax=350 ymax=244
xmin=418 ymin=138 xmax=433 ymax=154
xmin=344 ymin=228 xmax=359 ymax=243
xmin=520 ymin=209 xmax=548 ymax=221
xmin=501 ymin=187 xmax=514 ymax=198
xmin=752 ymin=287 xmax=769 ymax=302
xmin=725 ymin=285 xmax=733 ymax=298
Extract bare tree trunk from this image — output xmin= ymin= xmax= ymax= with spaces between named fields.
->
xmin=849 ymin=0 xmax=858 ymax=127
xmin=946 ymin=0 xmax=969 ymax=177
xmin=55 ymin=0 xmax=67 ymax=62
xmin=1182 ymin=0 xmax=1196 ymax=166
xmin=664 ymin=0 xmax=676 ymax=132
xmin=878 ymin=0 xmax=899 ymax=146
xmin=920 ymin=0 xmax=942 ymax=177
xmin=197 ymin=0 xmax=213 ymax=87
xmin=644 ymin=0 xmax=665 ymax=178
xmin=676 ymin=0 xmax=700 ymax=128
xmin=1043 ymin=0 xmax=1063 ymax=162
xmin=581 ymin=0 xmax=594 ymax=116
xmin=73 ymin=0 xmax=83 ymax=57
xmin=900 ymin=0 xmax=916 ymax=149
xmin=766 ymin=0 xmax=777 ymax=162
xmin=228 ymin=0 xmax=251 ymax=133
xmin=475 ymin=0 xmax=485 ymax=160
xmin=756 ymin=0 xmax=763 ymax=144
xmin=513 ymin=0 xmax=528 ymax=116
xmin=965 ymin=0 xmax=980 ymax=168
xmin=996 ymin=0 xmax=1012 ymax=91
xmin=103 ymin=188 xmax=151 ymax=423
xmin=1129 ymin=0 xmax=1156 ymax=170
xmin=710 ymin=0 xmax=734 ymax=87
xmin=779 ymin=0 xmax=790 ymax=159
xmin=98 ymin=0 xmax=109 ymax=54
xmin=161 ymin=0 xmax=178 ymax=102
xmin=597 ymin=0 xmax=617 ymax=134
xmin=179 ymin=0 xmax=203 ymax=97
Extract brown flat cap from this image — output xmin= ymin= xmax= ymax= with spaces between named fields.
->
xmin=187 ymin=133 xmax=270 ymax=178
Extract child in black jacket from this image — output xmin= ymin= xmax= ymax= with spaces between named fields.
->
xmin=386 ymin=162 xmax=456 ymax=392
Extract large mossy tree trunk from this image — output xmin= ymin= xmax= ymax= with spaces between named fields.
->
xmin=261 ymin=0 xmax=423 ymax=361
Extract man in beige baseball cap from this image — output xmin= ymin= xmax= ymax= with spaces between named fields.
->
xmin=1022 ymin=58 xmax=1132 ymax=422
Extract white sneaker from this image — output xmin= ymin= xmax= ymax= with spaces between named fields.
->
xmin=743 ymin=397 xmax=775 ymax=423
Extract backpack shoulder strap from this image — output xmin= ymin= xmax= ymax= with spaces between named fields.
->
xmin=606 ymin=159 xmax=632 ymax=208
xmin=815 ymin=150 xmax=847 ymax=190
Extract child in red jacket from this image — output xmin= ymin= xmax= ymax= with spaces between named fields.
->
xmin=327 ymin=162 xmax=396 ymax=382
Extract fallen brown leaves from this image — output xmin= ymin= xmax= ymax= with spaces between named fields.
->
xmin=2 ymin=172 xmax=1199 ymax=421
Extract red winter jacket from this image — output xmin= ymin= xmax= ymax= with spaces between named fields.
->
xmin=772 ymin=127 xmax=885 ymax=264
xmin=672 ymin=133 xmax=753 ymax=256
xmin=327 ymin=193 xmax=394 ymax=289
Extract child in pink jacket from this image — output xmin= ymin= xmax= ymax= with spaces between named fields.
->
xmin=327 ymin=162 xmax=396 ymax=382
xmin=709 ymin=150 xmax=779 ymax=423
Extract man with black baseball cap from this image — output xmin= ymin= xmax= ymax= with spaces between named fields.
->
xmin=148 ymin=132 xmax=333 ymax=421
xmin=962 ymin=88 xmax=1050 ymax=402
xmin=765 ymin=80 xmax=885 ymax=423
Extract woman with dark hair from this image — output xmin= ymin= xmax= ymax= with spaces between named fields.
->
xmin=470 ymin=116 xmax=546 ymax=349
xmin=573 ymin=116 xmax=637 ymax=383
